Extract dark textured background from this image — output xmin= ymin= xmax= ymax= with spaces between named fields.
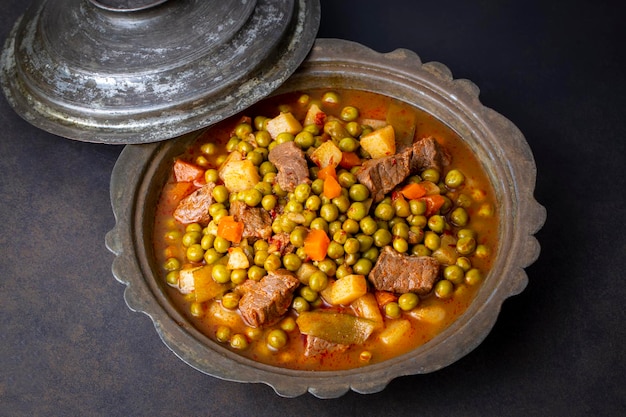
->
xmin=1 ymin=0 xmax=625 ymax=415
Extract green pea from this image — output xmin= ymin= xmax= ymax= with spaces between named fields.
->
xmin=186 ymin=244 xmax=205 ymax=263
xmin=398 ymin=293 xmax=420 ymax=311
xmin=345 ymin=121 xmax=362 ymax=137
xmin=349 ymin=184 xmax=370 ymax=202
xmin=255 ymin=130 xmax=272 ymax=147
xmin=285 ymin=200 xmax=304 ymax=213
xmin=445 ymin=169 xmax=465 ymax=188
xmin=200 ymin=142 xmax=217 ymax=155
xmin=213 ymin=236 xmax=231 ymax=253
xmin=362 ymin=247 xmax=379 ymax=262
xmin=230 ymin=333 xmax=249 ymax=350
xmin=293 ymin=183 xmax=311 ymax=203
xmin=456 ymin=193 xmax=473 ymax=208
xmin=344 ymin=238 xmax=360 ymax=254
xmin=335 ymin=264 xmax=352 ymax=279
xmin=292 ymin=296 xmax=310 ymax=313
xmin=444 ymin=265 xmax=465 ymax=285
xmin=332 ymin=195 xmax=351 ymax=213
xmin=283 ymin=253 xmax=302 ymax=272
xmin=289 ymin=227 xmax=308 ymax=248
xmin=337 ymin=171 xmax=357 ymax=188
xmin=340 ymin=105 xmax=359 ymax=122
xmin=333 ymin=229 xmax=348 ymax=245
xmin=190 ymin=302 xmax=204 ymax=317
xmin=203 ymin=248 xmax=221 ymax=264
xmin=424 ymin=231 xmax=440 ymax=251
xmin=450 ymin=207 xmax=469 ymax=227
xmin=435 ymin=279 xmax=454 ymax=299
xmin=384 ymin=302 xmax=402 ymax=319
xmin=212 ymin=208 xmax=229 ymax=223
xmin=200 ymin=233 xmax=215 ymax=250
xmin=212 ymin=185 xmax=229 ymax=203
xmin=309 ymin=217 xmax=328 ymax=233
xmin=339 ymin=137 xmax=359 ymax=152
xmin=300 ymin=286 xmax=318 ymax=303
xmin=267 ymin=329 xmax=288 ymax=350
xmin=221 ymin=292 xmax=240 ymax=309
xmin=259 ymin=160 xmax=277 ymax=176
xmin=392 ymin=222 xmax=410 ymax=239
xmin=243 ymin=188 xmax=263 ymax=207
xmin=211 ymin=264 xmax=231 ymax=284
xmin=393 ymin=198 xmax=411 ymax=218
xmin=276 ymin=132 xmax=295 ymax=144
xmin=226 ymin=136 xmax=240 ymax=152
xmin=421 ymin=168 xmax=440 ymax=183
xmin=230 ymin=269 xmax=248 ymax=285
xmin=320 ymin=203 xmax=339 ymax=222
xmin=457 ymin=228 xmax=477 ymax=240
xmin=248 ymin=265 xmax=267 ymax=281
xmin=254 ymin=181 xmax=272 ymax=196
xmin=166 ymin=270 xmax=179 ymax=286
xmin=409 ymin=214 xmax=428 ymax=228
xmin=311 ymin=178 xmax=324 ymax=195
xmin=392 ymin=237 xmax=409 ymax=253
xmin=475 ymin=244 xmax=490 ymax=259
xmin=182 ymin=231 xmax=202 ymax=247
xmin=186 ymin=223 xmax=202 ymax=233
xmin=309 ymin=271 xmax=329 ymax=292
xmin=246 ymin=149 xmax=264 ymax=166
xmin=163 ymin=257 xmax=181 ymax=271
xmin=215 ymin=325 xmax=232 ymax=343
xmin=373 ymin=229 xmax=392 ymax=247
xmin=411 ymin=244 xmax=431 ymax=257
xmin=374 ymin=203 xmax=395 ymax=221
xmin=261 ymin=194 xmax=277 ymax=211
xmin=465 ymin=268 xmax=483 ymax=285
xmin=356 ymin=234 xmax=374 ymax=252
xmin=428 ymin=215 xmax=446 ymax=233
xmin=342 ymin=218 xmax=360 ymax=234
xmin=456 ymin=256 xmax=472 ymax=271
xmin=322 ymin=91 xmax=340 ymax=104
xmin=352 ymin=258 xmax=373 ymax=275
xmin=264 ymin=253 xmax=282 ymax=272
xmin=255 ymin=250 xmax=270 ymax=267
xmin=317 ymin=259 xmax=337 ymax=276
xmin=327 ymin=241 xmax=345 ymax=259
xmin=346 ymin=201 xmax=367 ymax=221
xmin=359 ymin=216 xmax=378 ymax=236
xmin=235 ymin=123 xmax=253 ymax=140
xmin=295 ymin=131 xmax=315 ymax=149
xmin=456 ymin=237 xmax=476 ymax=255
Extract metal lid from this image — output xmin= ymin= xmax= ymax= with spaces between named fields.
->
xmin=0 ymin=0 xmax=320 ymax=144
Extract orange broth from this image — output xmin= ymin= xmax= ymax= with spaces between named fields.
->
xmin=153 ymin=89 xmax=498 ymax=371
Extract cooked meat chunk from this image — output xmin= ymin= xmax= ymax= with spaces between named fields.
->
xmin=368 ymin=246 xmax=440 ymax=294
xmin=303 ymin=335 xmax=349 ymax=358
xmin=268 ymin=232 xmax=295 ymax=256
xmin=268 ymin=141 xmax=310 ymax=192
xmin=356 ymin=146 xmax=412 ymax=202
xmin=237 ymin=269 xmax=300 ymax=327
xmin=173 ymin=182 xmax=215 ymax=225
xmin=229 ymin=200 xmax=272 ymax=240
xmin=409 ymin=136 xmax=451 ymax=173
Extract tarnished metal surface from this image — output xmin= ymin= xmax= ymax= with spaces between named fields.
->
xmin=106 ymin=39 xmax=546 ymax=398
xmin=0 ymin=0 xmax=320 ymax=144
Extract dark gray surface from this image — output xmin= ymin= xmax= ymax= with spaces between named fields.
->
xmin=1 ymin=0 xmax=624 ymax=416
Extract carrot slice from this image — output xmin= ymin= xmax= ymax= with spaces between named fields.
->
xmin=339 ymin=151 xmax=362 ymax=169
xmin=323 ymin=175 xmax=342 ymax=199
xmin=420 ymin=194 xmax=446 ymax=217
xmin=317 ymin=164 xmax=337 ymax=180
xmin=217 ymin=216 xmax=244 ymax=243
xmin=303 ymin=229 xmax=330 ymax=261
xmin=400 ymin=182 xmax=427 ymax=200
xmin=163 ymin=181 xmax=196 ymax=205
xmin=173 ymin=159 xmax=205 ymax=182
xmin=375 ymin=291 xmax=398 ymax=308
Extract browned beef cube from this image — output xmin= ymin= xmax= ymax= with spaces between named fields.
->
xmin=368 ymin=246 xmax=440 ymax=294
xmin=237 ymin=269 xmax=300 ymax=327
xmin=356 ymin=146 xmax=412 ymax=202
xmin=409 ymin=136 xmax=451 ymax=173
xmin=228 ymin=200 xmax=272 ymax=240
xmin=173 ymin=182 xmax=215 ymax=225
xmin=268 ymin=141 xmax=310 ymax=192
xmin=303 ymin=335 xmax=349 ymax=358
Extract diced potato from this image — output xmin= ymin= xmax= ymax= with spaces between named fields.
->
xmin=218 ymin=151 xmax=260 ymax=192
xmin=177 ymin=267 xmax=198 ymax=294
xmin=360 ymin=125 xmax=396 ymax=159
xmin=310 ymin=140 xmax=342 ymax=168
xmin=192 ymin=265 xmax=232 ymax=302
xmin=304 ymin=103 xmax=326 ymax=126
xmin=265 ymin=112 xmax=303 ymax=139
xmin=408 ymin=304 xmax=446 ymax=324
xmin=432 ymin=234 xmax=458 ymax=265
xmin=207 ymin=300 xmax=243 ymax=328
xmin=226 ymin=247 xmax=250 ymax=269
xmin=296 ymin=311 xmax=376 ymax=345
xmin=379 ymin=319 xmax=411 ymax=346
xmin=350 ymin=293 xmax=384 ymax=329
xmin=325 ymin=274 xmax=368 ymax=306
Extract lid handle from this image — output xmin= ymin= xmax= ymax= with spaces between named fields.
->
xmin=89 ymin=0 xmax=169 ymax=12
